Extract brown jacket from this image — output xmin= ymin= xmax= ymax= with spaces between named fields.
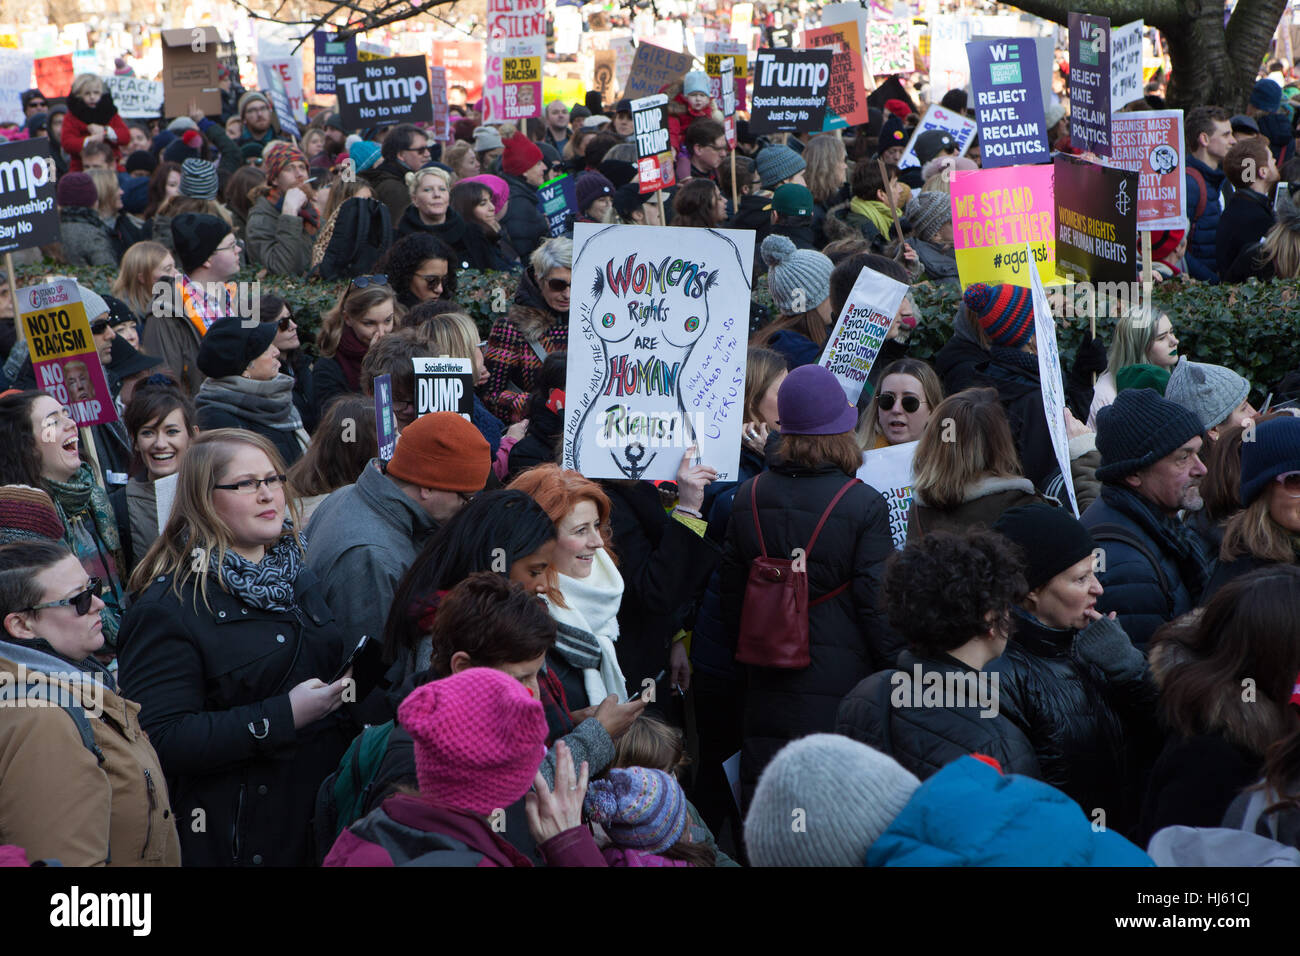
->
xmin=0 ymin=648 xmax=181 ymax=866
xmin=907 ymin=476 xmax=1051 ymax=541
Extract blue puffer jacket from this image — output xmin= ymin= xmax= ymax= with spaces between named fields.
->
xmin=1184 ymin=156 xmax=1227 ymax=282
xmin=1079 ymin=484 xmax=1216 ymax=652
xmin=866 ymin=756 xmax=1154 ymax=866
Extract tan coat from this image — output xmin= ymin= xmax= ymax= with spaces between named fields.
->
xmin=0 ymin=652 xmax=181 ymax=866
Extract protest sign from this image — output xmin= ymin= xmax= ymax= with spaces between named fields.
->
xmin=430 ymin=41 xmax=485 ymax=103
xmin=539 ymin=174 xmax=577 ymax=237
xmin=313 ymin=31 xmax=357 ymax=96
xmin=429 ymin=66 xmax=450 ymax=142
xmin=256 ymin=35 xmax=306 ymax=123
xmin=1110 ymin=19 xmax=1144 ymax=109
xmin=20 ymin=279 xmax=116 ymax=427
xmin=1108 ymin=109 xmax=1186 ymax=231
xmin=484 ymin=0 xmax=545 ymax=123
xmin=554 ymin=5 xmax=583 ymax=56
xmin=623 ymin=43 xmax=692 ymax=101
xmin=1068 ymin=12 xmax=1112 ymax=156
xmin=857 ymin=440 xmax=917 ymax=549
xmin=967 ymin=37 xmax=1049 ymax=168
xmin=704 ymin=41 xmax=748 ymax=111
xmin=803 ymin=23 xmax=869 ymax=129
xmin=631 ymin=94 xmax=675 ymax=194
xmin=929 ymin=17 xmax=973 ymax=97
xmin=102 ymin=75 xmax=163 ymax=119
xmin=413 ymin=357 xmax=474 ymax=419
xmin=748 ymin=48 xmax=832 ymax=135
xmin=33 ymin=54 xmax=72 ymax=98
xmin=0 ymin=51 xmax=33 ymax=125
xmin=373 ymin=373 xmax=397 ymax=461
xmin=899 ymin=104 xmax=978 ymax=170
xmin=720 ymin=58 xmax=737 ymax=146
xmin=592 ymin=50 xmax=617 ymax=102
xmin=1053 ymin=154 xmax=1138 ymax=283
xmin=564 ymin=223 xmax=755 ymax=482
xmin=950 ymin=164 xmax=1057 ymax=288
xmin=867 ymin=20 xmax=914 ymax=76
xmin=334 ymin=56 xmax=433 ymax=130
xmin=731 ymin=3 xmax=755 ymax=42
xmin=357 ymin=41 xmax=392 ymax=61
xmin=1027 ymin=246 xmax=1079 ymax=517
xmin=819 ymin=266 xmax=909 ymax=406
xmin=160 ymin=28 xmax=224 ymax=116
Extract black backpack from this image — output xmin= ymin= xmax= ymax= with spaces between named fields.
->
xmin=310 ymin=196 xmax=393 ymax=281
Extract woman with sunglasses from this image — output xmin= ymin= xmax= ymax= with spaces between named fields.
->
xmin=379 ymin=232 xmax=458 ymax=310
xmin=117 ymin=429 xmax=355 ymax=866
xmin=857 ymin=359 xmax=943 ymax=450
xmin=0 ymin=390 xmax=128 ymax=651
xmin=0 ymin=540 xmax=182 ymax=866
xmin=244 ymin=142 xmax=319 ymax=277
xmin=311 ymin=275 xmax=398 ymax=415
xmin=259 ymin=294 xmax=316 ymax=434
xmin=483 ymin=237 xmax=572 ymax=423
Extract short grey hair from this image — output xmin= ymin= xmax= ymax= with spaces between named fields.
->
xmin=530 ymin=237 xmax=572 ymax=277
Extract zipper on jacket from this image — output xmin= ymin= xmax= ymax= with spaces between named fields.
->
xmin=141 ymin=769 xmax=157 ymax=859
xmin=232 ymin=783 xmax=245 ymax=864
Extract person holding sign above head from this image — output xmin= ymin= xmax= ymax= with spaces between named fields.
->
xmin=61 ymin=74 xmax=131 ymax=174
xmin=498 ymin=132 xmax=551 ymax=262
xmin=311 ymin=275 xmax=399 ymax=415
xmin=244 ymin=143 xmax=319 ymax=278
xmin=750 ymin=235 xmax=834 ymax=370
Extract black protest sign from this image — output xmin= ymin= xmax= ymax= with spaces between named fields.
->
xmin=1068 ymin=12 xmax=1112 ymax=156
xmin=0 ymin=138 xmax=57 ymax=253
xmin=334 ymin=55 xmax=433 ymax=131
xmin=748 ymin=48 xmax=832 ymax=135
xmin=413 ymin=356 xmax=474 ymax=419
xmin=1053 ymin=154 xmax=1137 ymax=283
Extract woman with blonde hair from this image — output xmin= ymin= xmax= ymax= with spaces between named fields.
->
xmin=802 ymin=134 xmax=849 ymax=245
xmin=118 ymin=429 xmax=355 ymax=866
xmin=311 ymin=275 xmax=399 ymax=413
xmin=396 ymin=166 xmax=491 ymax=269
xmin=857 ymin=358 xmax=944 ymax=449
xmin=112 ymin=241 xmax=177 ymax=320
xmin=1088 ymin=305 xmax=1180 ymax=427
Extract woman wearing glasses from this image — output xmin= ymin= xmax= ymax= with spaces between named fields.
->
xmin=259 ymin=294 xmax=316 ymax=434
xmin=0 ymin=540 xmax=181 ymax=866
xmin=856 ymin=359 xmax=943 ymax=450
xmin=483 ymin=237 xmax=572 ymax=423
xmin=244 ymin=142 xmax=318 ymax=277
xmin=379 ymin=233 xmax=457 ymax=310
xmin=0 ymin=390 xmax=128 ymax=651
xmin=117 ymin=430 xmax=355 ymax=866
xmin=195 ymin=317 xmax=310 ymax=468
xmin=310 ymin=275 xmax=398 ymax=415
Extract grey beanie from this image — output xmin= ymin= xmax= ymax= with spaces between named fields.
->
xmin=473 ymin=125 xmax=504 ymax=152
xmin=762 ymin=235 xmax=831 ymax=315
xmin=906 ymin=191 xmax=950 ymax=242
xmin=745 ymin=735 xmax=920 ymax=867
xmin=1164 ymin=358 xmax=1250 ymax=431
xmin=179 ymin=158 xmax=219 ymax=200
xmin=76 ymin=284 xmax=109 ymax=323
xmin=756 ymin=145 xmax=806 ymax=189
xmin=167 ymin=116 xmax=199 ymax=134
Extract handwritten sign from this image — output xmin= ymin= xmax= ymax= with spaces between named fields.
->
xmin=819 ymin=265 xmax=909 ymax=406
xmin=20 ymin=279 xmax=116 ymax=426
xmin=1028 ymin=247 xmax=1078 ymax=517
xmin=1110 ymin=19 xmax=1144 ymax=109
xmin=102 ymin=75 xmax=163 ymax=119
xmin=623 ymin=42 xmax=692 ymax=101
xmin=0 ymin=51 xmax=34 ymax=125
xmin=867 ymin=20 xmax=914 ymax=76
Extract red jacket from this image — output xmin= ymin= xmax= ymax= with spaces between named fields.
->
xmin=62 ymin=111 xmax=131 ymax=172
xmin=667 ymin=93 xmax=716 ymax=154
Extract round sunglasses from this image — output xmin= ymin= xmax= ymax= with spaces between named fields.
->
xmin=878 ymin=393 xmax=924 ymax=413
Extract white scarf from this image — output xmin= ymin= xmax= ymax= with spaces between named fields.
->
xmin=545 ymin=547 xmax=628 ymax=707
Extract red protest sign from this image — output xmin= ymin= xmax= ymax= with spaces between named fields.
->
xmin=34 ymin=54 xmax=73 ymax=98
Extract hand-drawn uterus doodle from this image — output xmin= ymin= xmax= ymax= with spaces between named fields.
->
xmin=567 ymin=225 xmax=750 ymax=480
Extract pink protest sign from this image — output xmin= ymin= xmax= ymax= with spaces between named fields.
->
xmin=951 ymin=164 xmax=1057 ymax=288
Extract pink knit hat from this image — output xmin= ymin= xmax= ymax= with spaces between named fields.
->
xmin=458 ymin=173 xmax=510 ymax=217
xmin=397 ymin=668 xmax=548 ymax=816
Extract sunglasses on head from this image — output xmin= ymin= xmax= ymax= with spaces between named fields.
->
xmin=25 ymin=577 xmax=102 ymax=616
xmin=547 ymin=277 xmax=570 ymax=293
xmin=349 ymin=274 xmax=388 ymax=292
xmin=878 ymin=393 xmax=922 ymax=413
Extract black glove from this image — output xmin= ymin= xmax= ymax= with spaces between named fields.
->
xmin=1070 ymin=330 xmax=1108 ymax=381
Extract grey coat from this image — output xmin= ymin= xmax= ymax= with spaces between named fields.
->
xmin=59 ymin=207 xmax=118 ymax=267
xmin=245 ymin=196 xmax=315 ymax=277
xmin=304 ymin=460 xmax=439 ymax=648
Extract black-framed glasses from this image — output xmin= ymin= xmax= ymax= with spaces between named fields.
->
xmin=415 ymin=273 xmax=446 ymax=288
xmin=878 ymin=393 xmax=922 ymax=413
xmin=25 ymin=577 xmax=102 ymax=616
xmin=89 ymin=318 xmax=112 ymax=334
xmin=213 ymin=475 xmax=288 ymax=494
xmin=546 ymin=277 xmax=570 ymax=293
xmin=277 ymin=311 xmax=295 ymax=331
xmin=349 ymin=274 xmax=388 ymax=292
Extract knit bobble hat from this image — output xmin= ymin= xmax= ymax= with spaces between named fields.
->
xmin=171 ymin=212 xmax=232 ymax=274
xmin=1164 ymin=358 xmax=1250 ymax=432
xmin=196 ymin=316 xmax=278 ymax=379
xmin=349 ymin=139 xmax=382 ymax=173
xmin=576 ymin=171 xmax=614 ymax=214
xmin=762 ymin=234 xmax=831 ymax=315
xmin=777 ymin=364 xmax=859 ymax=436
xmin=387 ymin=411 xmax=491 ymax=493
xmin=963 ymin=282 xmax=1034 ymax=349
xmin=745 ymin=735 xmax=920 ymax=867
xmin=585 ymin=768 xmax=688 ymax=854
xmin=1094 ymin=388 xmax=1206 ymax=484
xmin=1240 ymin=417 xmax=1300 ymax=506
xmin=263 ymin=142 xmax=307 ymax=186
xmin=755 ymin=145 xmax=806 ymax=189
xmin=502 ymin=132 xmax=544 ymax=177
xmin=398 ymin=667 xmax=548 ymax=817
xmin=993 ymin=503 xmax=1094 ymax=592
xmin=162 ymin=129 xmax=203 ymax=164
xmin=683 ymin=71 xmax=711 ymax=97
xmin=0 ymin=485 xmax=64 ymax=544
xmin=56 ymin=172 xmax=97 ymax=209
xmin=906 ymin=191 xmax=950 ymax=242
xmin=179 ymin=158 xmax=219 ymax=200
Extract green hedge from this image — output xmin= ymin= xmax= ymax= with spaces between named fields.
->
xmin=19 ymin=261 xmax=1300 ymax=402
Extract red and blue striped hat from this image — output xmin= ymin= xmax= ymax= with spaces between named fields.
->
xmin=964 ymin=282 xmax=1034 ymax=348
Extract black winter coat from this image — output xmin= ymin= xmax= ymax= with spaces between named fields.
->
xmin=195 ymin=403 xmax=304 ymax=468
xmin=1215 ymin=189 xmax=1275 ymax=276
xmin=500 ymin=174 xmax=549 ymax=262
xmin=310 ymin=197 xmax=393 ymax=282
xmin=117 ymin=566 xmax=355 ymax=866
xmin=720 ymin=461 xmax=901 ymax=801
xmin=933 ymin=305 xmax=988 ymax=395
xmin=310 ymin=355 xmax=355 ymax=419
xmin=836 ymin=650 xmax=1041 ymax=780
xmin=505 ymin=400 xmax=562 ymax=482
xmin=396 ymin=205 xmax=494 ymax=271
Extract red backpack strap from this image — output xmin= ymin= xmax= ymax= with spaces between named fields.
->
xmin=749 ymin=472 xmax=768 ymax=559
xmin=1187 ymin=166 xmax=1207 ymax=223
xmin=804 ymin=478 xmax=861 ymax=560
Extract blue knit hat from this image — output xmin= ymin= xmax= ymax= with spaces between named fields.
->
xmin=964 ymin=282 xmax=1034 ymax=348
xmin=683 ymin=71 xmax=711 ymax=97
xmin=762 ymin=234 xmax=831 ymax=314
xmin=585 ymin=768 xmax=687 ymax=855
xmin=755 ymin=145 xmax=806 ymax=189
xmin=1240 ymin=417 xmax=1300 ymax=506
xmin=1251 ymin=78 xmax=1283 ymax=113
xmin=1095 ymin=388 xmax=1206 ymax=483
xmin=349 ymin=139 xmax=382 ymax=173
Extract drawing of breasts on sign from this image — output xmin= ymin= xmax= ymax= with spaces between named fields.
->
xmin=566 ymin=223 xmax=753 ymax=482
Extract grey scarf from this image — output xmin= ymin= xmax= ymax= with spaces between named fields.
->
xmin=196 ymin=372 xmax=304 ymax=433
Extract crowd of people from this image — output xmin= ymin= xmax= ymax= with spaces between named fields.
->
xmin=5 ymin=39 xmax=1300 ymax=870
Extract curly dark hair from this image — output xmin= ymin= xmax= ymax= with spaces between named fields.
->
xmin=883 ymin=528 xmax=1027 ymax=657
xmin=0 ymin=390 xmax=51 ymax=487
xmin=377 ymin=232 xmax=459 ymax=309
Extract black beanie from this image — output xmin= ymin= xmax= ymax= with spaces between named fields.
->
xmin=197 ymin=316 xmax=278 ymax=379
xmin=1095 ymin=388 xmax=1205 ymax=484
xmin=172 ymin=213 xmax=232 ymax=274
xmin=993 ymin=503 xmax=1095 ymax=592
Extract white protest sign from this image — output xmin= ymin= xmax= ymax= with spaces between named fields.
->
xmin=819 ymin=266 xmax=909 ymax=406
xmin=1110 ymin=20 xmax=1144 ymax=109
xmin=256 ymin=34 xmax=306 ymax=124
xmin=154 ymin=472 xmax=179 ymax=532
xmin=899 ymin=103 xmax=978 ymax=171
xmin=102 ymin=74 xmax=164 ymax=118
xmin=1027 ymin=243 xmax=1079 ymax=517
xmin=0 ymin=51 xmax=33 ymax=125
xmin=564 ymin=223 xmax=755 ymax=482
xmin=857 ymin=440 xmax=918 ymax=550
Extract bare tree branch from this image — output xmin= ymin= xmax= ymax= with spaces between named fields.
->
xmin=998 ymin=0 xmax=1183 ymax=31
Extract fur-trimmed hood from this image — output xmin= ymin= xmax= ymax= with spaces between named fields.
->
xmin=506 ymin=265 xmax=566 ymax=341
xmin=912 ymin=475 xmax=1037 ymax=509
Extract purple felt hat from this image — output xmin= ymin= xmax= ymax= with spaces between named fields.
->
xmin=776 ymin=365 xmax=858 ymax=436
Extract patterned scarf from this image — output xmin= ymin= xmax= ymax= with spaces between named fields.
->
xmin=217 ymin=528 xmax=303 ymax=613
xmin=45 ymin=463 xmax=120 ymax=553
xmin=267 ymin=185 xmax=320 ymax=237
xmin=196 ymin=373 xmax=305 ymax=433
